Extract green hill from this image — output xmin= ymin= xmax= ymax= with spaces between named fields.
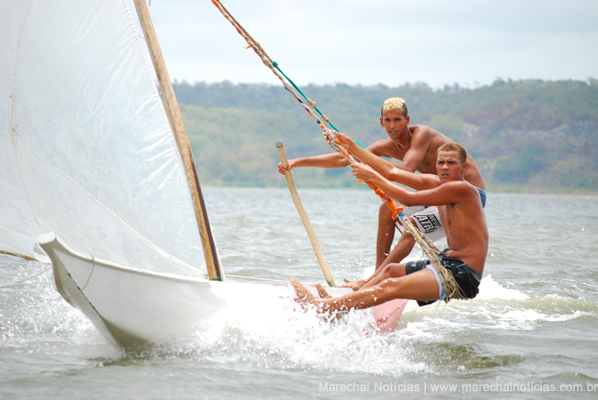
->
xmin=175 ymin=79 xmax=598 ymax=192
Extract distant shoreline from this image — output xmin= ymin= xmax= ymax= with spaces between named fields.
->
xmin=203 ymin=183 xmax=598 ymax=195
xmin=180 ymin=80 xmax=598 ymax=193
xmin=484 ymin=185 xmax=598 ymax=195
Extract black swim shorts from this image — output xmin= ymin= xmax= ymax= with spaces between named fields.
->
xmin=405 ymin=249 xmax=482 ymax=306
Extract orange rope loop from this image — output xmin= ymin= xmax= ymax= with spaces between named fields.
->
xmin=323 ymin=129 xmax=403 ymax=218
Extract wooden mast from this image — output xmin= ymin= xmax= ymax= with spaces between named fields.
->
xmin=133 ymin=0 xmax=223 ymax=281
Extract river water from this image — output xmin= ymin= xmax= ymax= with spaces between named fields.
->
xmin=1 ymin=188 xmax=597 ymax=399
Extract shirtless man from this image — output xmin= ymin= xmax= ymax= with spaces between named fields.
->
xmin=291 ymin=142 xmax=488 ymax=314
xmin=278 ymin=98 xmax=486 ymax=270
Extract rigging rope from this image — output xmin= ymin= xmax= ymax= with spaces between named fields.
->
xmin=0 ymin=249 xmax=37 ymax=261
xmin=212 ymin=0 xmax=465 ymax=301
xmin=211 ymin=0 xmax=404 ymax=219
xmin=326 ymin=131 xmax=466 ymax=301
xmin=211 ymin=0 xmax=337 ymax=132
xmin=226 ymin=274 xmax=317 ymax=287
xmin=0 ymin=265 xmax=52 ymax=289
xmin=399 ymin=218 xmax=466 ymax=301
xmin=0 ymin=251 xmax=51 ymax=290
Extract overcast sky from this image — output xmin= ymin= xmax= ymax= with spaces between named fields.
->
xmin=141 ymin=0 xmax=598 ymax=89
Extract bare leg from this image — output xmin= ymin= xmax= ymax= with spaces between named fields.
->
xmin=376 ymin=203 xmax=396 ymax=268
xmin=316 ymin=283 xmax=348 ymax=322
xmin=343 ymin=233 xmax=414 ymax=292
xmin=291 ymin=279 xmax=318 ymax=311
xmin=360 ymin=263 xmax=407 ymax=289
xmin=340 ymin=205 xmax=401 ymax=290
xmin=293 ymin=269 xmax=439 ymax=315
xmin=343 ymin=204 xmax=397 ymax=289
xmin=340 ymin=278 xmax=367 ymax=291
xmin=314 ymin=283 xmax=332 ymax=298
xmin=290 ymin=280 xmax=348 ymax=320
xmin=379 ymin=229 xmax=417 ymax=269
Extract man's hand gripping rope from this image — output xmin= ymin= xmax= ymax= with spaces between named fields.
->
xmin=322 ymin=129 xmax=403 ymax=221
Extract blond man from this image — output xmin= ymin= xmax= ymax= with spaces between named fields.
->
xmin=279 ymin=98 xmax=486 ymax=271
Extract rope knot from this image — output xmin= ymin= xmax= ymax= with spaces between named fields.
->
xmin=261 ymin=57 xmax=272 ymax=68
xmin=322 ymin=128 xmax=337 ymax=147
xmin=323 ymin=128 xmax=336 ymax=140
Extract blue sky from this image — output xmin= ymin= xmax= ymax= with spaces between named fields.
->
xmin=141 ymin=0 xmax=598 ymax=89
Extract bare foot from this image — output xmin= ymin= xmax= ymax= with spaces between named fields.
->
xmin=291 ymin=280 xmax=351 ymax=322
xmin=291 ymin=279 xmax=318 ymax=310
xmin=314 ymin=283 xmax=332 ymax=298
xmin=340 ymin=278 xmax=366 ymax=291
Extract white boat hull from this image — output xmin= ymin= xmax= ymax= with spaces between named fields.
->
xmin=40 ymin=232 xmax=236 ymax=348
xmin=39 ymin=233 xmax=408 ymax=349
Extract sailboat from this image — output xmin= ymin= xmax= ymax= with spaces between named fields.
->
xmin=0 ymin=0 xmax=407 ymax=348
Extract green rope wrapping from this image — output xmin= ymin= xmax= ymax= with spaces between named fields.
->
xmin=211 ymin=0 xmax=338 ymax=133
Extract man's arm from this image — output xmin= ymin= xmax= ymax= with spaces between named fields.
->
xmin=397 ymin=127 xmax=432 ymax=172
xmin=352 ymin=164 xmax=470 ymax=207
xmin=278 ymin=152 xmax=349 ymax=175
xmin=278 ymin=136 xmax=394 ymax=175
xmin=333 ymin=132 xmax=439 ymax=191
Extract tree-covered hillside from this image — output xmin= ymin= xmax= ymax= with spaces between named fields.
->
xmin=175 ymin=79 xmax=598 ymax=191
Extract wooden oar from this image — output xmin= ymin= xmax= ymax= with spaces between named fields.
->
xmin=276 ymin=142 xmax=336 ymax=287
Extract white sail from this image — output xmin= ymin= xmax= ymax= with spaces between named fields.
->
xmin=0 ymin=0 xmax=208 ymax=277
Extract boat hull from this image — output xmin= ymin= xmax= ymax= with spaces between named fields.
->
xmin=39 ymin=233 xmax=231 ymax=348
xmin=39 ymin=233 xmax=408 ymax=349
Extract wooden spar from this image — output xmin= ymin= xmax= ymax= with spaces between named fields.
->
xmin=276 ymin=142 xmax=336 ymax=287
xmin=133 ymin=0 xmax=223 ymax=281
